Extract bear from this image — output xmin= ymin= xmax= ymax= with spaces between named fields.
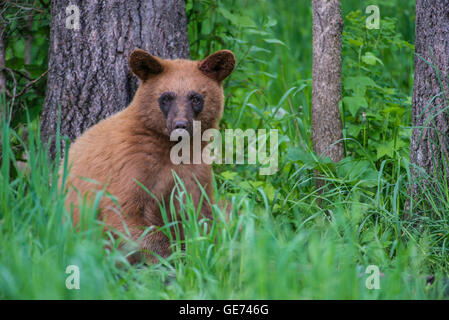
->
xmin=62 ymin=48 xmax=235 ymax=263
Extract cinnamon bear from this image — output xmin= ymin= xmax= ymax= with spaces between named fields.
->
xmin=62 ymin=48 xmax=235 ymax=262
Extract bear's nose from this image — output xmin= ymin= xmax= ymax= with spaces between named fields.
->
xmin=174 ymin=120 xmax=188 ymax=130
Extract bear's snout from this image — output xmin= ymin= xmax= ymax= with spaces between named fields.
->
xmin=174 ymin=120 xmax=188 ymax=130
xmin=167 ymin=117 xmax=193 ymax=138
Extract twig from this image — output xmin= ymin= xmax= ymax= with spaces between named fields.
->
xmin=8 ymin=3 xmax=44 ymax=13
xmin=15 ymin=69 xmax=48 ymax=98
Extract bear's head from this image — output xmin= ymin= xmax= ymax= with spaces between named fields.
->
xmin=129 ymin=48 xmax=235 ymax=138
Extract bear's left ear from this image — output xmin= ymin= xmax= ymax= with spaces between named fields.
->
xmin=129 ymin=48 xmax=164 ymax=81
xmin=198 ymin=50 xmax=235 ymax=82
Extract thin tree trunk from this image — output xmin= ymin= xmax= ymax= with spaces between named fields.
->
xmin=41 ymin=0 xmax=190 ymax=159
xmin=311 ymin=0 xmax=344 ymax=188
xmin=24 ymin=9 xmax=34 ymax=66
xmin=409 ymin=0 xmax=449 ymax=212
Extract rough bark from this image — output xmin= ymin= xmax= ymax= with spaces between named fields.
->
xmin=409 ymin=0 xmax=449 ymax=208
xmin=41 ymin=0 xmax=190 ymax=159
xmin=311 ymin=0 xmax=344 ymax=190
xmin=311 ymin=0 xmax=344 ymax=162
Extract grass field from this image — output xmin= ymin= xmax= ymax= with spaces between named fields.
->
xmin=2 ymin=0 xmax=449 ymax=299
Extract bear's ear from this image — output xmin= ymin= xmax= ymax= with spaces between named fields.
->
xmin=198 ymin=50 xmax=235 ymax=82
xmin=129 ymin=48 xmax=164 ymax=80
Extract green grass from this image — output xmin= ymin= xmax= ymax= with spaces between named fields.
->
xmin=1 ymin=112 xmax=448 ymax=299
xmin=2 ymin=0 xmax=449 ymax=299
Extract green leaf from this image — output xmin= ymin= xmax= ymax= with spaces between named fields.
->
xmin=361 ymin=52 xmax=384 ymax=66
xmin=347 ymin=38 xmax=363 ymax=46
xmin=6 ymin=57 xmax=24 ymax=70
xmin=24 ymin=64 xmax=46 ymax=78
xmin=218 ymin=7 xmax=256 ymax=28
xmin=376 ymin=140 xmax=407 ymax=159
xmin=221 ymin=171 xmax=238 ymax=180
xmin=249 ymin=46 xmax=271 ymax=54
xmin=382 ymin=87 xmax=396 ymax=95
xmin=263 ymin=183 xmax=276 ymax=202
xmin=263 ymin=17 xmax=277 ymax=28
xmin=343 ymin=96 xmax=368 ymax=117
xmin=376 ymin=143 xmax=391 ymax=159
xmin=343 ymin=76 xmax=377 ymax=96
xmin=347 ymin=124 xmax=362 ymax=137
xmin=286 ymin=148 xmax=314 ymax=165
xmin=337 ymin=158 xmax=378 ymax=188
xmin=382 ymin=105 xmax=406 ymax=117
xmin=218 ymin=7 xmax=239 ymax=25
xmin=264 ymin=38 xmax=287 ymax=47
xmin=259 ymin=71 xmax=278 ymax=79
xmin=241 ymin=180 xmax=263 ymax=190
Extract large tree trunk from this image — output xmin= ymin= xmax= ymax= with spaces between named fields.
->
xmin=311 ymin=0 xmax=344 ymax=187
xmin=41 ymin=0 xmax=190 ymax=159
xmin=409 ymin=0 xmax=449 ymax=209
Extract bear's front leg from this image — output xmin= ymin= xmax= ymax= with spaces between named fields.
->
xmin=138 ymin=195 xmax=181 ymax=263
xmin=139 ymin=227 xmax=171 ymax=263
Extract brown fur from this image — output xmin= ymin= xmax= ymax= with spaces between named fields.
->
xmin=62 ymin=49 xmax=235 ymax=263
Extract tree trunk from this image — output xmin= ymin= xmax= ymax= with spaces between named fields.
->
xmin=41 ymin=0 xmax=190 ymax=159
xmin=409 ymin=0 xmax=449 ymax=209
xmin=24 ymin=8 xmax=34 ymax=66
xmin=311 ymin=0 xmax=344 ymax=188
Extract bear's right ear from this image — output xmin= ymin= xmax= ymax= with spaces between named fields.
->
xmin=129 ymin=49 xmax=164 ymax=80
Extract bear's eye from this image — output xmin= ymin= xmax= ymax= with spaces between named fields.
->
xmin=188 ymin=91 xmax=204 ymax=114
xmin=158 ymin=92 xmax=176 ymax=116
